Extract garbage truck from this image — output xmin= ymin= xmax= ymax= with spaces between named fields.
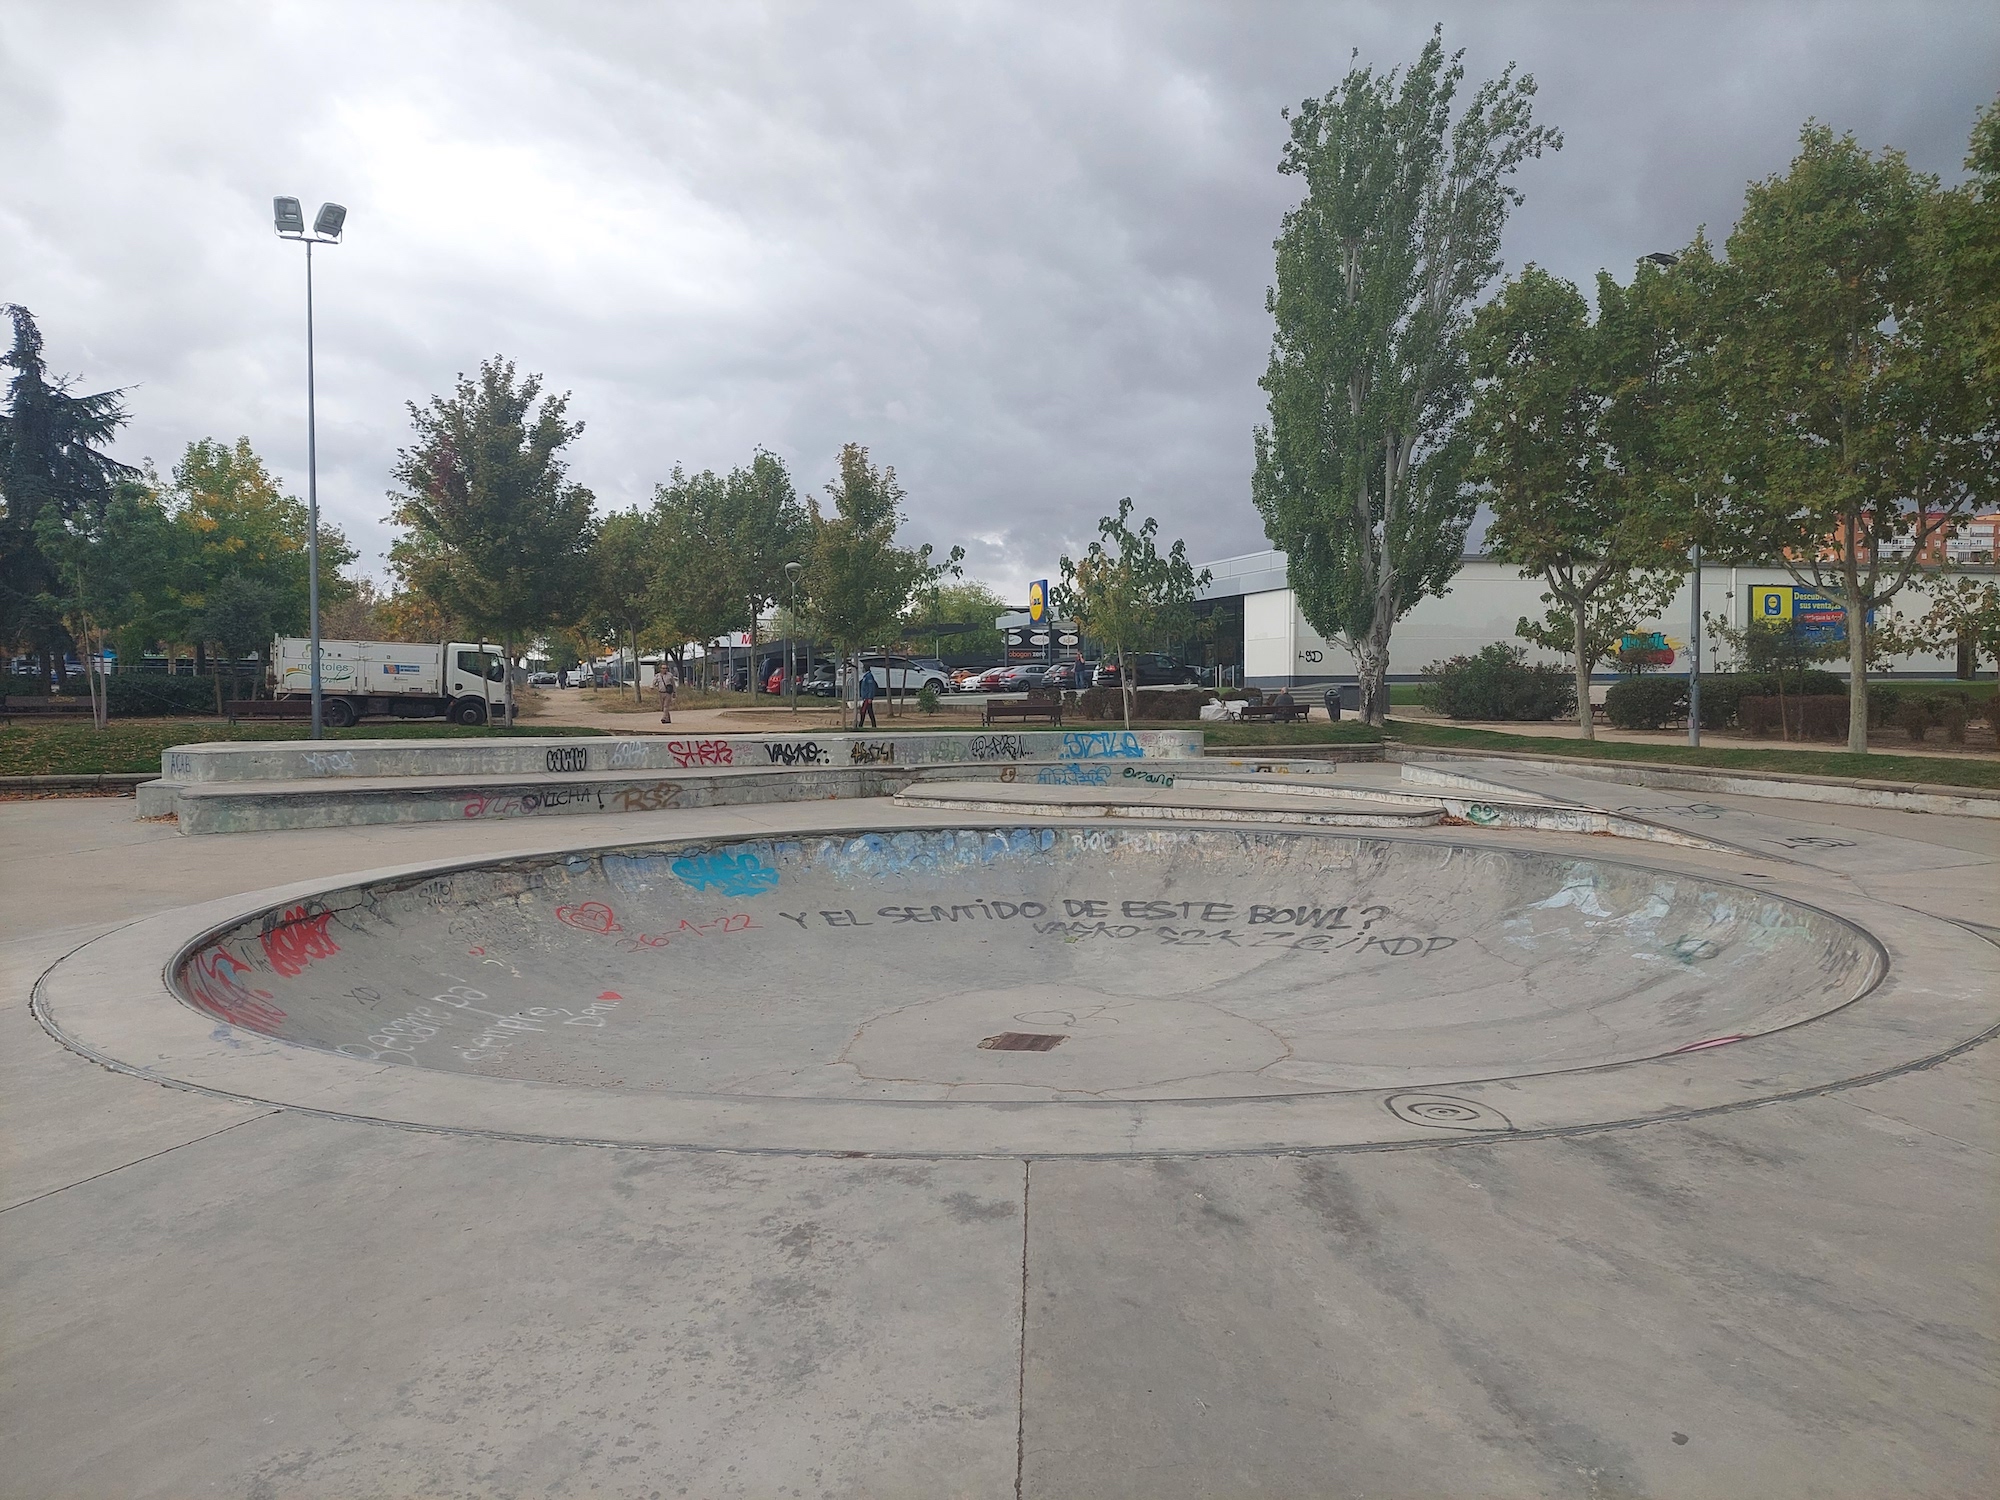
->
xmin=272 ymin=637 xmax=514 ymax=728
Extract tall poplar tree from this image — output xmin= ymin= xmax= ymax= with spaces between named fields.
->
xmin=1253 ymin=30 xmax=1558 ymax=723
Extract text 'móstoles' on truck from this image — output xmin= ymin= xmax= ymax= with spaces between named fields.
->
xmin=273 ymin=637 xmax=513 ymax=727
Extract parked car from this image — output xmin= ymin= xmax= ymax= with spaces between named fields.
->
xmin=959 ymin=666 xmax=1015 ymax=693
xmin=857 ymin=653 xmax=952 ymax=695
xmin=527 ymin=671 xmax=558 ymax=686
xmin=1039 ymin=662 xmax=1081 ymax=690
xmin=1092 ymin=653 xmax=1201 ymax=689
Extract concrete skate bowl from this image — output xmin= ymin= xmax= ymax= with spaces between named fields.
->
xmin=84 ymin=822 xmax=1987 ymax=1157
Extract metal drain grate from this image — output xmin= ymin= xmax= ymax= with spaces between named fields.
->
xmin=978 ymin=1031 xmax=1069 ymax=1052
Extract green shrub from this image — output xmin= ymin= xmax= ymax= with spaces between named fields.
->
xmin=1422 ymin=644 xmax=1575 ymax=722
xmin=2 ymin=674 xmax=47 ymax=697
xmin=1604 ymin=676 xmax=1688 ymax=730
xmin=1894 ymin=695 xmax=1933 ymax=742
xmin=916 ymin=683 xmax=941 ymax=715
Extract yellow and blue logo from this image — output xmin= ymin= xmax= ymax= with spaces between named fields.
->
xmin=1027 ymin=579 xmax=1048 ymax=624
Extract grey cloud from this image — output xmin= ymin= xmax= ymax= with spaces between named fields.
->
xmin=3 ymin=0 xmax=1993 ymax=599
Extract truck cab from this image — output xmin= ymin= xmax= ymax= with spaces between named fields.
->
xmin=445 ymin=645 xmax=511 ymax=724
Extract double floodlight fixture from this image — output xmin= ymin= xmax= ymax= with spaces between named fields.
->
xmin=274 ymin=196 xmax=347 ymax=243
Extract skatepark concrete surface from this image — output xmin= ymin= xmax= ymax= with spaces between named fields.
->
xmin=5 ymin=771 xmax=1998 ymax=1497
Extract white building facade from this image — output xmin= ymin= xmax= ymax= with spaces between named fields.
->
xmin=1198 ymin=550 xmax=1977 ymax=689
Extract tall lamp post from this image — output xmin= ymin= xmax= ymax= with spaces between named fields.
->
xmin=1642 ymin=250 xmax=1701 ymax=746
xmin=273 ymin=197 xmax=347 ymax=739
xmin=784 ymin=561 xmax=803 ymax=715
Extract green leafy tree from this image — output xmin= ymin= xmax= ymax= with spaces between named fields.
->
xmin=648 ymin=464 xmax=747 ymax=686
xmin=1682 ymin=121 xmax=1994 ymax=752
xmin=904 ymin=579 xmax=1006 ymax=660
xmin=389 ymin=358 xmax=598 ymax=721
xmin=199 ymin=574 xmax=289 ymax=701
xmin=798 ymin=443 xmax=960 ymax=726
xmin=168 ymin=436 xmax=355 ymax=671
xmin=1877 ymin=574 xmax=2000 ymax=678
xmin=33 ymin=477 xmax=179 ymax=725
xmin=1468 ymin=264 xmax=1686 ymax=737
xmin=0 ymin=304 xmax=136 ymax=683
xmin=1253 ymin=30 xmax=1559 ymax=725
xmin=1054 ymin=498 xmax=1209 ymax=729
xmin=589 ymin=509 xmax=659 ymax=702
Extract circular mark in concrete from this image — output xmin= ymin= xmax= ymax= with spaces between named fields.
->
xmin=31 ymin=825 xmax=1999 ymax=1158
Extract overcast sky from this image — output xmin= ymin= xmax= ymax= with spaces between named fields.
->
xmin=4 ymin=1 xmax=1995 ymax=600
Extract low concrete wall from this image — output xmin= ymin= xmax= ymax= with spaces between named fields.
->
xmin=173 ymin=764 xmax=929 ymax=835
xmin=1392 ymin=747 xmax=2000 ymax=820
xmin=156 ymin=728 xmax=1205 ymax=784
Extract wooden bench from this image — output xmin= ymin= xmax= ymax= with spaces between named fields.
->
xmin=3 ymin=695 xmax=91 ymax=718
xmin=983 ymin=692 xmax=1063 ymax=727
xmin=1237 ymin=699 xmax=1310 ymax=724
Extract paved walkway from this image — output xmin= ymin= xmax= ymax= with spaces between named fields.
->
xmin=3 ymin=788 xmax=1995 ymax=1497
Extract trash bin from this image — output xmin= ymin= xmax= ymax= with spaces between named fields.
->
xmin=1322 ymin=688 xmax=1342 ymax=721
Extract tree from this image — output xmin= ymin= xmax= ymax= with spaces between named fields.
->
xmin=199 ymin=574 xmax=288 ymax=701
xmin=1252 ymin=29 xmax=1559 ymax=725
xmin=1877 ymin=574 xmax=2000 ymax=679
xmin=589 ymin=508 xmax=658 ymax=702
xmin=798 ymin=443 xmax=960 ymax=727
xmin=389 ymin=358 xmax=598 ymax=722
xmin=1468 ymin=265 xmax=1686 ymax=738
xmin=0 ymin=304 xmax=136 ymax=682
xmin=33 ymin=477 xmax=177 ymax=725
xmin=905 ymin=579 xmax=1006 ymax=660
xmin=1684 ymin=121 xmax=1995 ymax=752
xmin=1054 ymin=498 xmax=1209 ymax=729
xmin=649 ymin=464 xmax=747 ymax=687
xmin=167 ymin=436 xmax=356 ymax=673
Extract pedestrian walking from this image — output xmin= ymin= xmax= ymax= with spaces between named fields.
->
xmin=658 ymin=672 xmax=676 ymax=724
xmin=857 ymin=663 xmax=879 ymax=729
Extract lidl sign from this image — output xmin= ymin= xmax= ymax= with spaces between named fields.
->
xmin=1749 ymin=585 xmax=1867 ymax=644
xmin=1027 ymin=579 xmax=1048 ymax=624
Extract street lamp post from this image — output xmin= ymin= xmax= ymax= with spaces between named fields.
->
xmin=785 ymin=561 xmax=802 ymax=715
xmin=273 ymin=197 xmax=347 ymax=740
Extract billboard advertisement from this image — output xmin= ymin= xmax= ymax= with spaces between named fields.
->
xmin=1749 ymin=585 xmax=1866 ymax=645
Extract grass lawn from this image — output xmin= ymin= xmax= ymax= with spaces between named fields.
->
xmin=1387 ymin=719 xmax=2000 ymax=791
xmin=1 ymin=720 xmax=610 ymax=778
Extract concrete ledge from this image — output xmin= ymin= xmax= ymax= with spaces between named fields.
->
xmin=1390 ymin=744 xmax=2000 ymax=818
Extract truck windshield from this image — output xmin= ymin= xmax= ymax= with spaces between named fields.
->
xmin=456 ymin=650 xmax=505 ymax=682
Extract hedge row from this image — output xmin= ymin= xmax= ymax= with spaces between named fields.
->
xmin=48 ymin=675 xmax=233 ymax=715
xmin=1604 ymin=671 xmax=1849 ymax=731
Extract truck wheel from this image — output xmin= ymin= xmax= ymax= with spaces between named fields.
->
xmin=452 ymin=699 xmax=487 ymax=726
xmin=322 ymin=698 xmax=357 ymax=729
